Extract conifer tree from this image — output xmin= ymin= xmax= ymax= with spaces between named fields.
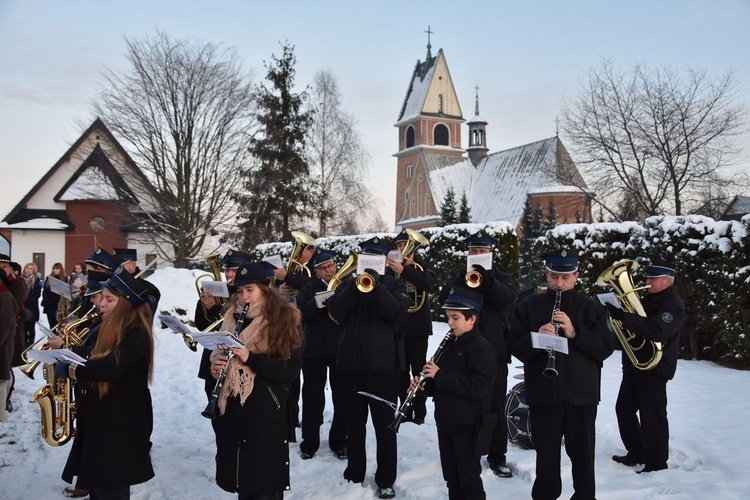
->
xmin=439 ymin=187 xmax=457 ymax=226
xmin=234 ymin=42 xmax=313 ymax=248
xmin=458 ymin=191 xmax=471 ymax=223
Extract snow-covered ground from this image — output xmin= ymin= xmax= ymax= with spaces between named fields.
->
xmin=2 ymin=267 xmax=749 ymax=499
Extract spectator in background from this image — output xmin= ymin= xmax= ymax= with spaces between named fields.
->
xmin=42 ymin=263 xmax=66 ymax=329
xmin=22 ymin=263 xmax=42 ymax=346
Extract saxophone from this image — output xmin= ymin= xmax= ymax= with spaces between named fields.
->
xmin=31 ymin=310 xmax=99 ymax=446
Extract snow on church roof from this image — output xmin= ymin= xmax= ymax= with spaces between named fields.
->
xmin=397 ymin=52 xmax=438 ymax=124
xmin=427 ymin=137 xmax=587 ymax=227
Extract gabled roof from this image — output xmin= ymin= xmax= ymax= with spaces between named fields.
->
xmin=721 ymin=195 xmax=750 ymax=220
xmin=0 ymin=208 xmax=74 ymax=230
xmin=415 ymin=136 xmax=588 ymax=228
xmin=396 ymin=49 xmax=463 ymax=125
xmin=55 ymin=144 xmax=138 ymax=203
xmin=2 ymin=118 xmax=149 ymax=223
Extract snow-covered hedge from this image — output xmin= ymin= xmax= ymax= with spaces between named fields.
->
xmin=534 ymin=215 xmax=750 ymax=369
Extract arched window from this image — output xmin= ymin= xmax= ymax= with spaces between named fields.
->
xmin=438 ymin=94 xmax=444 ymax=113
xmin=405 ymin=126 xmax=415 ymax=148
xmin=406 ymin=164 xmax=414 ymax=179
xmin=434 ymin=124 xmax=449 ymax=146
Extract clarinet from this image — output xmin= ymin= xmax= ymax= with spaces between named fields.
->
xmin=543 ymin=290 xmax=562 ymax=378
xmin=201 ymin=303 xmax=250 ymax=419
xmin=388 ymin=329 xmax=455 ymax=433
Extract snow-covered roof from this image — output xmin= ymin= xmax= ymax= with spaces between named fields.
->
xmin=397 ymin=55 xmax=437 ymax=124
xmin=722 ymin=195 xmax=750 ymax=220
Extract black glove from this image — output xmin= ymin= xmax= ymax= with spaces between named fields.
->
xmin=606 ymin=303 xmax=625 ymax=321
xmin=363 ymin=268 xmax=380 ymax=282
xmin=472 ymin=264 xmax=492 ymax=287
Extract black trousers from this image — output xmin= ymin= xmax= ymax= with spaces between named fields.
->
xmin=340 ymin=372 xmax=398 ymax=488
xmin=398 ymin=336 xmax=429 ymax=420
xmin=300 ymin=356 xmax=346 ymax=455
xmin=487 ymin=356 xmax=509 ymax=467
xmin=530 ymin=403 xmax=597 ymax=500
xmin=438 ymin=425 xmax=486 ymax=500
xmin=615 ymin=370 xmax=669 ymax=469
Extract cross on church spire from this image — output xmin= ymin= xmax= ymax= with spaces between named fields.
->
xmin=474 ymin=85 xmax=480 ymax=116
xmin=425 ymin=26 xmax=433 ymax=59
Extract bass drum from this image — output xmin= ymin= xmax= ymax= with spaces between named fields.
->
xmin=505 ymin=381 xmax=534 ymax=450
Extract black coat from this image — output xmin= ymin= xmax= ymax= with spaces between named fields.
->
xmin=213 ymin=348 xmax=301 ymax=495
xmin=439 ymin=270 xmax=518 ymax=362
xmin=619 ymin=286 xmax=685 ymax=380
xmin=327 ymin=274 xmax=411 ymax=375
xmin=195 ymin=298 xmax=225 ymax=381
xmin=424 ymin=328 xmax=496 ymax=430
xmin=508 ymin=289 xmax=616 ymax=407
xmin=23 ymin=277 xmax=42 ymax=323
xmin=63 ymin=321 xmax=154 ymax=489
xmin=388 ymin=257 xmax=436 ymax=338
xmin=42 ymin=278 xmax=61 ymax=315
xmin=296 ymin=278 xmax=342 ymax=359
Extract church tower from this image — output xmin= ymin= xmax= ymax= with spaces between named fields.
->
xmin=394 ymin=33 xmax=464 ymax=227
xmin=466 ymin=88 xmax=489 ymax=166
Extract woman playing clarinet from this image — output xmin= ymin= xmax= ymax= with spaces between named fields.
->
xmin=209 ymin=262 xmax=302 ymax=499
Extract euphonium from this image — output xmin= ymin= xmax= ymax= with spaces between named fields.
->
xmin=31 ymin=309 xmax=99 ymax=446
xmin=195 ymin=253 xmax=227 ymax=317
xmin=327 ymin=251 xmax=357 ymax=292
xmin=287 ymin=231 xmax=317 ymax=278
xmin=396 ymin=229 xmax=429 ymax=312
xmin=597 ymin=260 xmax=662 ymax=370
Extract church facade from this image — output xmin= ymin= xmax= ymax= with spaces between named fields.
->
xmin=394 ymin=45 xmax=592 ymax=232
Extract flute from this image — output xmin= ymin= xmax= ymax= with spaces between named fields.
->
xmin=201 ymin=303 xmax=250 ymax=419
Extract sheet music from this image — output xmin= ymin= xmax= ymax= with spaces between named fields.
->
xmin=157 ymin=315 xmax=195 ymax=336
xmin=314 ymin=290 xmax=335 ymax=308
xmin=190 ymin=331 xmax=244 ymax=350
xmin=39 ymin=323 xmax=57 ymax=339
xmin=531 ymin=331 xmax=569 ymax=354
xmin=26 ymin=348 xmax=87 ymax=365
xmin=200 ymin=280 xmax=230 ymax=298
xmin=48 ymin=276 xmax=73 ymax=301
xmin=356 ymin=253 xmax=386 ymax=276
xmin=264 ymin=254 xmax=284 ymax=270
xmin=466 ymin=253 xmax=493 ymax=273
xmin=597 ymin=292 xmax=622 ymax=308
xmin=387 ymin=249 xmax=402 ymax=262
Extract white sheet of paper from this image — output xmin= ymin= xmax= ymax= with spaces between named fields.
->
xmin=48 ymin=276 xmax=73 ymax=301
xmin=388 ymin=249 xmax=402 ymax=262
xmin=314 ymin=290 xmax=335 ymax=308
xmin=190 ymin=331 xmax=244 ymax=350
xmin=157 ymin=315 xmax=195 ymax=336
xmin=39 ymin=323 xmax=56 ymax=339
xmin=466 ymin=253 xmax=493 ymax=273
xmin=598 ymin=292 xmax=622 ymax=308
xmin=200 ymin=280 xmax=230 ymax=298
xmin=26 ymin=348 xmax=87 ymax=365
xmin=264 ymin=254 xmax=284 ymax=270
xmin=356 ymin=253 xmax=386 ymax=276
xmin=531 ymin=331 xmax=569 ymax=354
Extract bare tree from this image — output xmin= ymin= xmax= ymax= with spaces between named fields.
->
xmin=305 ymin=70 xmax=377 ymax=236
xmin=91 ymin=31 xmax=256 ymax=266
xmin=562 ymin=60 xmax=747 ymax=220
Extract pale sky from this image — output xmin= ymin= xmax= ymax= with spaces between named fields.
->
xmin=1 ymin=0 xmax=748 ymax=230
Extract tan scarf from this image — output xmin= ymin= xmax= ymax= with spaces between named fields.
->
xmin=214 ymin=299 xmax=269 ymax=415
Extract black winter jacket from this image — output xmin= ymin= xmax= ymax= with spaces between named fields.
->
xmin=296 ymin=278 xmax=342 ymax=359
xmin=388 ymin=257 xmax=436 ymax=338
xmin=327 ymin=274 xmax=411 ymax=375
xmin=619 ymin=286 xmax=685 ymax=380
xmin=508 ymin=289 xmax=616 ymax=407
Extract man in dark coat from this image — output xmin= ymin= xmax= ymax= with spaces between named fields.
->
xmin=609 ymin=259 xmax=686 ymax=474
xmin=327 ymin=237 xmax=411 ymax=499
xmin=112 ymin=248 xmax=161 ymax=315
xmin=438 ymin=231 xmax=518 ymax=478
xmin=387 ymin=229 xmax=436 ymax=425
xmin=296 ymin=249 xmax=347 ymax=460
xmin=508 ymin=249 xmax=616 ymax=500
xmin=0 ymin=264 xmax=19 ymax=422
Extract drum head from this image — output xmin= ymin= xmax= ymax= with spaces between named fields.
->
xmin=504 ymin=382 xmax=534 ymax=450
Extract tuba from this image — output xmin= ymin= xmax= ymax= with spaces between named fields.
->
xmin=194 ymin=253 xmax=227 ymax=317
xmin=396 ymin=229 xmax=429 ymax=312
xmin=597 ymin=260 xmax=662 ymax=370
xmin=287 ymin=231 xmax=318 ymax=278
xmin=31 ymin=309 xmax=99 ymax=446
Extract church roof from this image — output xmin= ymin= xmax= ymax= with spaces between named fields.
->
xmin=397 ymin=54 xmax=438 ymax=124
xmin=421 ymin=136 xmax=588 ymax=228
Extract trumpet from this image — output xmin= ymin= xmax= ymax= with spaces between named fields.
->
xmin=543 ymin=290 xmax=562 ymax=378
xmin=389 ymin=329 xmax=455 ymax=433
xmin=202 ymin=303 xmax=250 ymax=419
xmin=356 ymin=273 xmax=375 ymax=293
xmin=465 ymin=269 xmax=482 ymax=288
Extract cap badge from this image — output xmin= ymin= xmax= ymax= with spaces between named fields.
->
xmin=561 ymin=249 xmax=567 ymax=257
xmin=241 ymin=268 xmax=247 ymax=275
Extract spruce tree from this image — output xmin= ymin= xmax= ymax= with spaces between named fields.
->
xmin=458 ymin=191 xmax=471 ymax=223
xmin=439 ymin=187 xmax=457 ymax=226
xmin=235 ymin=42 xmax=313 ymax=248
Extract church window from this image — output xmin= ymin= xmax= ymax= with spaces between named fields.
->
xmin=405 ymin=126 xmax=415 ymax=148
xmin=438 ymin=94 xmax=444 ymax=113
xmin=406 ymin=164 xmax=413 ymax=179
xmin=434 ymin=124 xmax=449 ymax=146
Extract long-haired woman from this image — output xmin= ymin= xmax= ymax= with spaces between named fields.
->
xmin=22 ymin=262 xmax=42 ymax=346
xmin=42 ymin=262 xmax=66 ymax=329
xmin=61 ymin=268 xmax=155 ymax=499
xmin=210 ymin=262 xmax=303 ymax=500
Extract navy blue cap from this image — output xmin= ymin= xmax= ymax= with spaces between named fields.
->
xmin=233 ymin=262 xmax=268 ymax=287
xmin=84 ymin=270 xmax=113 ymax=297
xmin=103 ymin=267 xmax=149 ymax=305
xmin=442 ymin=285 xmax=483 ymax=313
xmin=259 ymin=261 xmax=276 ymax=277
xmin=545 ymin=248 xmax=579 ymax=274
xmin=644 ymin=259 xmax=676 ymax=278
xmin=312 ymin=249 xmax=335 ymax=268
xmin=222 ymin=249 xmax=253 ymax=270
xmin=394 ymin=230 xmax=409 ymax=243
xmin=360 ymin=236 xmax=390 ymax=256
xmin=464 ymin=231 xmax=493 ymax=249
xmin=112 ymin=248 xmax=137 ymax=264
xmin=85 ymin=248 xmax=117 ymax=271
